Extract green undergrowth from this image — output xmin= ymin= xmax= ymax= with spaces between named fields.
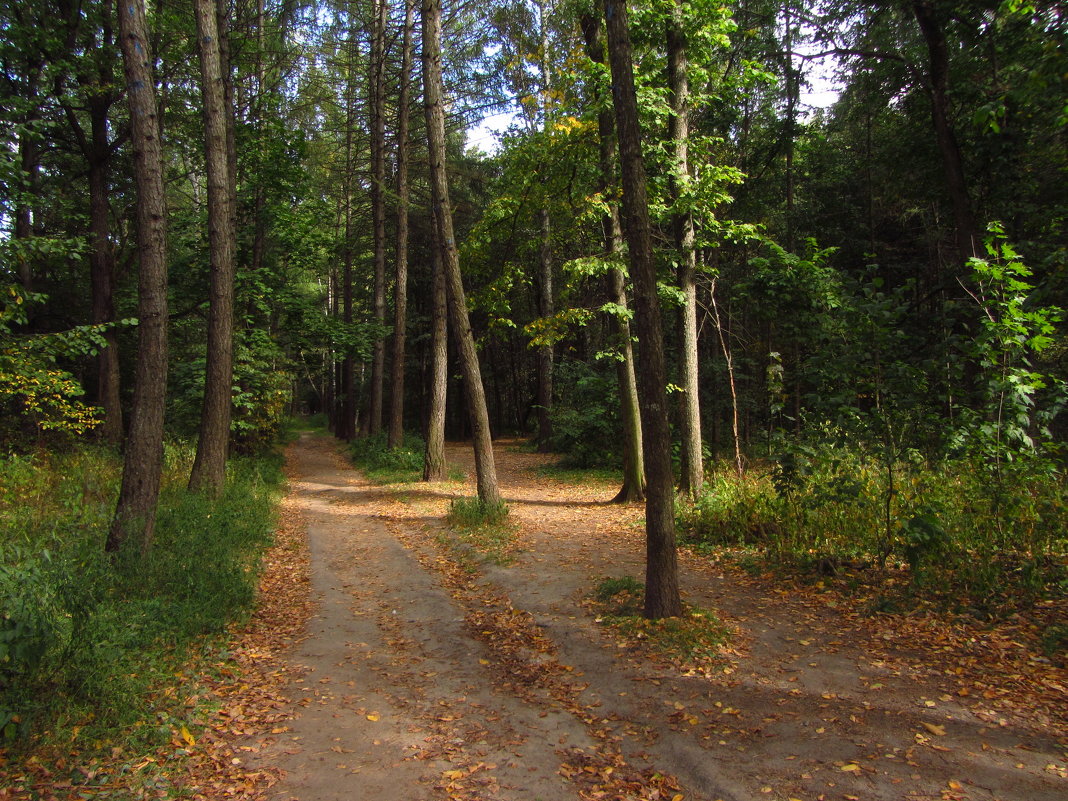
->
xmin=678 ymin=453 xmax=1068 ymax=624
xmin=349 ymin=431 xmax=426 ymax=483
xmin=0 ymin=442 xmax=284 ymax=749
xmin=592 ymin=576 xmax=730 ymax=664
xmin=445 ymin=497 xmax=516 ymax=565
xmin=534 ymin=462 xmax=623 ymax=486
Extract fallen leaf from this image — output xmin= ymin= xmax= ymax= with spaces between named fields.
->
xmin=922 ymin=722 xmax=946 ymax=736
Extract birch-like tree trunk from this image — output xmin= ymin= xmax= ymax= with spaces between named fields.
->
xmin=668 ymin=0 xmax=703 ymax=498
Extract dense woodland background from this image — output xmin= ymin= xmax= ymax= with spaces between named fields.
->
xmin=0 ymin=0 xmax=1066 ymax=743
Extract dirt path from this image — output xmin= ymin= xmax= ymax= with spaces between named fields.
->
xmin=245 ymin=432 xmax=1066 ymax=801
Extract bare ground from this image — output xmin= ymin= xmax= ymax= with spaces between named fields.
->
xmin=240 ymin=431 xmax=1067 ymax=801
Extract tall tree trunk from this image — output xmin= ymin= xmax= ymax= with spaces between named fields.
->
xmin=421 ymin=0 xmax=500 ymax=506
xmin=533 ymin=0 xmax=554 ymax=451
xmin=579 ymin=12 xmax=644 ymax=503
xmin=108 ymin=0 xmax=169 ymax=554
xmin=423 ymin=211 xmax=448 ymax=481
xmin=913 ymin=0 xmax=977 ymax=264
xmin=338 ymin=22 xmax=359 ymax=441
xmin=535 ymin=208 xmax=554 ymax=449
xmin=189 ymin=0 xmax=237 ymax=495
xmin=87 ymin=91 xmax=123 ymax=444
xmin=14 ymin=62 xmax=42 ymax=293
xmin=389 ymin=0 xmax=415 ymax=449
xmin=368 ymin=0 xmax=389 ymax=436
xmin=603 ymin=0 xmax=681 ymax=618
xmin=668 ymin=0 xmax=702 ymax=498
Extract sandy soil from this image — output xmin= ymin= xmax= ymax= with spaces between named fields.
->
xmin=244 ymin=431 xmax=1066 ymax=801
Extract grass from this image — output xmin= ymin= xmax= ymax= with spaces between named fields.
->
xmin=534 ymin=463 xmax=623 ymax=485
xmin=677 ymin=453 xmax=1068 ymax=618
xmin=349 ymin=432 xmax=426 ymax=483
xmin=446 ymin=497 xmax=516 ymax=565
xmin=0 ymin=441 xmax=284 ymax=752
xmin=591 ymin=576 xmax=730 ymax=665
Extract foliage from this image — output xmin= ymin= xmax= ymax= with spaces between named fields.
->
xmin=349 ymin=431 xmax=426 ymax=484
xmin=0 ymin=286 xmax=131 ymax=448
xmin=0 ymin=442 xmax=283 ymax=740
xmin=679 ymin=451 xmax=1068 ymax=615
xmin=547 ymin=359 xmax=622 ymax=468
xmin=448 ymin=496 xmax=510 ymax=528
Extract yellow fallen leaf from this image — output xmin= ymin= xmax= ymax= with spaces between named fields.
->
xmin=948 ymin=780 xmax=962 ymax=790
xmin=922 ymin=722 xmax=946 ymax=736
xmin=366 ymin=713 xmax=380 ymax=722
xmin=841 ymin=763 xmax=861 ymax=772
xmin=180 ymin=725 xmax=195 ymax=747
xmin=442 ymin=769 xmax=464 ymax=780
xmin=671 ymin=795 xmax=684 ymax=801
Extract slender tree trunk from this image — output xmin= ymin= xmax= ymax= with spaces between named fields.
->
xmin=422 ymin=0 xmax=500 ymax=506
xmin=87 ymin=90 xmax=123 ymax=444
xmin=423 ymin=214 xmax=448 ymax=481
xmin=913 ymin=0 xmax=977 ymax=264
xmin=388 ymin=0 xmax=415 ymax=449
xmin=535 ymin=208 xmax=554 ymax=449
xmin=603 ymin=0 xmax=681 ymax=618
xmin=14 ymin=62 xmax=42 ymax=293
xmin=368 ymin=0 xmax=389 ymax=436
xmin=338 ymin=23 xmax=359 ymax=441
xmin=189 ymin=0 xmax=237 ymax=494
xmin=108 ymin=0 xmax=169 ymax=554
xmin=580 ymin=12 xmax=644 ymax=503
xmin=668 ymin=0 xmax=702 ymax=498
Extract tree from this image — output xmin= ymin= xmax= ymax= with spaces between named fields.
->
xmin=388 ymin=0 xmax=416 ymax=449
xmin=667 ymin=0 xmax=703 ymax=498
xmin=422 ymin=0 xmax=501 ymax=506
xmin=579 ymin=10 xmax=645 ymax=503
xmin=107 ymin=0 xmax=169 ymax=554
xmin=189 ymin=0 xmax=238 ymax=494
xmin=367 ymin=0 xmax=389 ymax=436
xmin=603 ymin=0 xmax=682 ymax=618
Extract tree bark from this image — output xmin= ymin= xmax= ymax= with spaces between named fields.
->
xmin=603 ymin=0 xmax=681 ymax=618
xmin=189 ymin=0 xmax=237 ymax=495
xmin=668 ymin=0 xmax=703 ymax=498
xmin=108 ymin=0 xmax=169 ymax=554
xmin=389 ymin=0 xmax=415 ymax=450
xmin=422 ymin=0 xmax=500 ymax=506
xmin=423 ymin=210 xmax=448 ymax=481
xmin=579 ymin=12 xmax=644 ymax=503
xmin=368 ymin=0 xmax=389 ymax=436
xmin=535 ymin=207 xmax=554 ymax=450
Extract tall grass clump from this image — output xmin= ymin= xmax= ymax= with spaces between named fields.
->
xmin=349 ymin=431 xmax=426 ymax=483
xmin=679 ymin=449 xmax=1068 ymax=615
xmin=0 ymin=442 xmax=284 ymax=741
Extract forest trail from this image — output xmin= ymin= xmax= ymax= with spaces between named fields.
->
xmin=237 ymin=431 xmax=1066 ymax=801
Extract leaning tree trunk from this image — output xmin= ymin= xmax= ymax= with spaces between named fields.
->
xmin=603 ymin=0 xmax=681 ymax=618
xmin=668 ymin=0 xmax=703 ymax=498
xmin=388 ymin=0 xmax=415 ymax=450
xmin=189 ymin=0 xmax=237 ymax=495
xmin=422 ymin=0 xmax=500 ymax=506
xmin=579 ymin=12 xmax=644 ymax=503
xmin=108 ymin=0 xmax=169 ymax=554
xmin=368 ymin=0 xmax=389 ymax=436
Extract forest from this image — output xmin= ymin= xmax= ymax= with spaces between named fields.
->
xmin=0 ymin=0 xmax=1066 ymax=787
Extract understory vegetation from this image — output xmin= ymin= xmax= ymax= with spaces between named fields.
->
xmin=0 ymin=443 xmax=284 ymax=745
